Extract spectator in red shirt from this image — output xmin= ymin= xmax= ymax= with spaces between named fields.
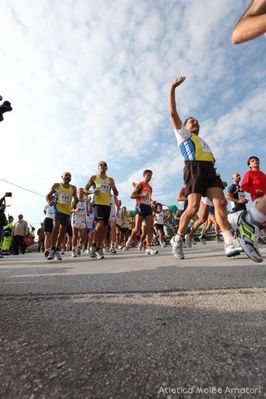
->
xmin=241 ymin=156 xmax=266 ymax=202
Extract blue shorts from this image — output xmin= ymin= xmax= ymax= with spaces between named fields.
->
xmin=87 ymin=227 xmax=95 ymax=234
xmin=208 ymin=206 xmax=215 ymax=216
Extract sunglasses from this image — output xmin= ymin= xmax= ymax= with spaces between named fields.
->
xmin=99 ymin=163 xmax=107 ymax=167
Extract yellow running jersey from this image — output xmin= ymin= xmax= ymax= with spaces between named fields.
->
xmin=94 ymin=176 xmax=111 ymax=206
xmin=174 ymin=126 xmax=214 ymax=162
xmin=56 ymin=183 xmax=74 ymax=215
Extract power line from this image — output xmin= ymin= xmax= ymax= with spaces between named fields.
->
xmin=0 ymin=178 xmax=45 ymax=198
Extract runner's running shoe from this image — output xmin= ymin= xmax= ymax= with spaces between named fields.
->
xmin=224 ymin=241 xmax=241 ymax=257
xmin=185 ymin=235 xmax=192 ymax=248
xmin=123 ymin=239 xmax=132 ymax=250
xmin=95 ymin=248 xmax=104 ymax=259
xmin=72 ymin=249 xmax=77 ymax=258
xmin=199 ymin=235 xmax=206 ymax=244
xmin=90 ymin=246 xmax=96 ymax=258
xmin=237 ymin=211 xmax=263 ymax=263
xmin=137 ymin=242 xmax=143 ymax=251
xmin=55 ymin=250 xmax=62 ymax=260
xmin=170 ymin=236 xmax=184 ymax=259
xmin=145 ymin=248 xmax=158 ymax=255
xmin=47 ymin=249 xmax=55 ymax=260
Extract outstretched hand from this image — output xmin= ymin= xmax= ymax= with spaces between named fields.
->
xmin=171 ymin=76 xmax=186 ymax=89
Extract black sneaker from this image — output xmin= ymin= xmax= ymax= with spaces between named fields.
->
xmin=95 ymin=248 xmax=104 ymax=259
xmin=90 ymin=246 xmax=96 ymax=258
xmin=55 ymin=250 xmax=62 ymax=261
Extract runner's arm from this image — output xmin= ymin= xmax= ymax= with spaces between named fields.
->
xmin=131 ymin=182 xmax=143 ymax=199
xmin=110 ymin=178 xmax=119 ymax=196
xmin=83 ymin=176 xmax=95 ymax=194
xmin=232 ymin=0 xmax=266 ymax=44
xmin=72 ymin=185 xmax=79 ymax=205
xmin=168 ymin=76 xmax=186 ymax=130
xmin=225 ymin=191 xmax=248 ymax=204
xmin=177 ymin=186 xmax=187 ymax=201
xmin=46 ymin=183 xmax=59 ymax=202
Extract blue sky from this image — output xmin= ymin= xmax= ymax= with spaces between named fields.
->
xmin=0 ymin=0 xmax=265 ymax=227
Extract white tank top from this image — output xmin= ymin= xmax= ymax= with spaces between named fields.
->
xmin=154 ymin=211 xmax=164 ymax=225
xmin=72 ymin=201 xmax=87 ymax=223
xmin=44 ymin=205 xmax=55 ymax=220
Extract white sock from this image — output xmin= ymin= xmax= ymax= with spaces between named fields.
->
xmin=176 ymin=232 xmax=184 ymax=242
xmin=248 ymin=207 xmax=266 ymax=226
xmin=221 ymin=230 xmax=234 ymax=245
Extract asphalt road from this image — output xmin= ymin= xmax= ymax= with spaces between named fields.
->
xmin=1 ymin=242 xmax=266 ymax=398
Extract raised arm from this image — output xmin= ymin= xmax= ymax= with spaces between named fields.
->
xmin=232 ymin=0 xmax=266 ymax=44
xmin=168 ymin=76 xmax=186 ymax=130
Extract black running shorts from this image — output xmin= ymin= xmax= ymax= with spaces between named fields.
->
xmin=94 ymin=205 xmax=111 ymax=226
xmin=184 ymin=161 xmax=223 ymax=196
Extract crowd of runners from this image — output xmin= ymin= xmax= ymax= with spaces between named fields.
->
xmin=34 ymin=146 xmax=265 ymax=263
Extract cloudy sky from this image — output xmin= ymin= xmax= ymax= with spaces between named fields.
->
xmin=0 ymin=0 xmax=265 ymax=227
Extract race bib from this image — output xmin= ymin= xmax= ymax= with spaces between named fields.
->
xmin=200 ymin=138 xmax=212 ymax=153
xmin=238 ymin=190 xmax=246 ymax=200
xmin=59 ymin=192 xmax=71 ymax=204
xmin=99 ymin=183 xmax=110 ymax=193
xmin=141 ymin=190 xmax=151 ymax=205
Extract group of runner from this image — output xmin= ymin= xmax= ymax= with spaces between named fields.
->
xmin=43 ymin=164 xmax=171 ymax=260
xmin=42 ymin=147 xmax=266 ymax=264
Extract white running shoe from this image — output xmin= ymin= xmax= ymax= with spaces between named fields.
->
xmin=185 ymin=235 xmax=192 ymax=248
xmin=170 ymin=236 xmax=184 ymax=259
xmin=145 ymin=248 xmax=158 ymax=255
xmin=137 ymin=242 xmax=143 ymax=251
xmin=199 ymin=235 xmax=207 ymax=244
xmin=224 ymin=240 xmax=241 ymax=257
xmin=71 ymin=249 xmax=77 ymax=258
xmin=123 ymin=239 xmax=132 ymax=250
xmin=47 ymin=249 xmax=55 ymax=260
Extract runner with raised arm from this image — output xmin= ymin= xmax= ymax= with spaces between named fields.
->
xmin=168 ymin=76 xmax=241 ymax=260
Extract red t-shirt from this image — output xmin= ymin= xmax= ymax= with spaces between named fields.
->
xmin=241 ymin=170 xmax=266 ymax=201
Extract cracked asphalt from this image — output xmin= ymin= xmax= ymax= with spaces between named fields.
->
xmin=1 ymin=242 xmax=266 ymax=398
